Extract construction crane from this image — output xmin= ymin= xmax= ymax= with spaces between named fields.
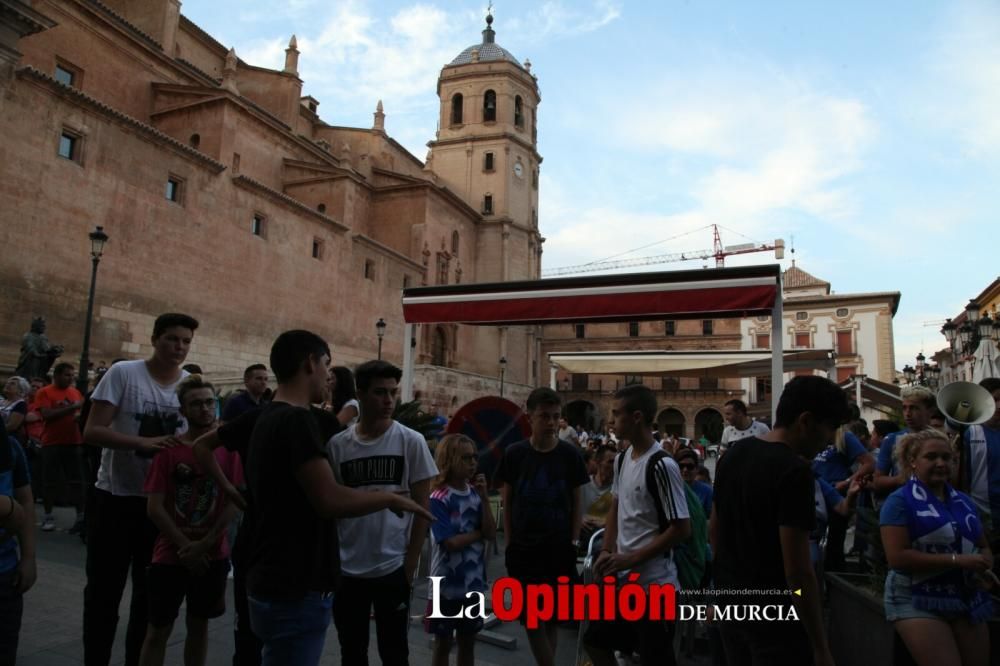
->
xmin=542 ymin=224 xmax=785 ymax=277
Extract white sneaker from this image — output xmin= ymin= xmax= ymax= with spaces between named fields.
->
xmin=41 ymin=516 xmax=56 ymax=532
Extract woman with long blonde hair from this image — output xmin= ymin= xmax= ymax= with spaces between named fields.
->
xmin=880 ymin=429 xmax=993 ymax=666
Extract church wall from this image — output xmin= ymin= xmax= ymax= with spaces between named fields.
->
xmin=0 ymin=75 xmax=411 ymax=375
xmin=19 ymin=0 xmax=193 ymax=119
xmin=232 ymin=66 xmax=301 ymax=130
xmin=174 ymin=23 xmax=224 ymax=79
xmin=3 ymin=4 xmax=545 ymax=410
xmin=282 ymin=178 xmax=350 ymax=225
xmin=148 ymin=101 xmax=225 ymax=162
xmin=369 ymin=189 xmax=428 ymax=259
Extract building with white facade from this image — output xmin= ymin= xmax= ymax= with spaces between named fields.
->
xmin=741 ymin=266 xmax=900 ymax=422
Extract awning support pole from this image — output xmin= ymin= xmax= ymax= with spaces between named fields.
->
xmin=402 ymin=322 xmax=416 ymax=402
xmin=771 ymin=279 xmax=785 ymax=423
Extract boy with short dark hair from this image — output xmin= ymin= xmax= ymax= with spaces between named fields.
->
xmin=712 ymin=375 xmax=849 ymax=666
xmin=584 ymin=384 xmax=690 ymax=666
xmin=329 ymin=359 xmax=437 ymax=666
xmin=140 ymin=375 xmax=241 ymax=666
xmin=83 ymin=312 xmax=199 ymax=666
xmin=245 ymin=334 xmax=431 ymax=666
xmin=496 ymin=386 xmax=589 ymax=666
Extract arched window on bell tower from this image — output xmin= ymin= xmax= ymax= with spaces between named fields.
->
xmin=514 ymin=95 xmax=524 ymax=128
xmin=451 ymin=93 xmax=463 ymax=125
xmin=483 ymin=90 xmax=496 ymax=122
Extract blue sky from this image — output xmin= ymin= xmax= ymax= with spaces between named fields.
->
xmin=183 ymin=1 xmax=1000 ymax=370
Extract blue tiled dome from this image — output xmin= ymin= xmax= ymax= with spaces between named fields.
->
xmin=449 ymin=14 xmax=523 ymax=68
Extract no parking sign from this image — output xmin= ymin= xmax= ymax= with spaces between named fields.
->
xmin=446 ymin=396 xmax=530 ymax=489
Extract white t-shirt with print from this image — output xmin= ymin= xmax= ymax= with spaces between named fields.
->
xmin=720 ymin=419 xmax=770 ymax=446
xmin=92 ymin=360 xmax=188 ymax=497
xmin=328 ymin=420 xmax=437 ymax=577
xmin=612 ymin=442 xmax=689 ymax=585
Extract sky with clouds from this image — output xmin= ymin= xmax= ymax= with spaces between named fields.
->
xmin=182 ymin=0 xmax=1000 ymax=370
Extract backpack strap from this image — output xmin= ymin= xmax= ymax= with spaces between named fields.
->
xmin=615 ymin=447 xmax=628 ymax=480
xmin=645 ymin=449 xmax=671 ymax=533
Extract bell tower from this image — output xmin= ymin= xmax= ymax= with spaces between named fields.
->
xmin=428 ymin=12 xmax=543 ymax=282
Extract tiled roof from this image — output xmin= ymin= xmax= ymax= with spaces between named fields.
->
xmin=449 ymin=18 xmax=523 ymax=68
xmin=783 ymin=265 xmax=830 ymax=289
xmin=83 ymin=0 xmax=162 ymax=51
xmin=18 ymin=66 xmax=227 ymax=172
xmin=450 ymin=43 xmax=523 ymax=67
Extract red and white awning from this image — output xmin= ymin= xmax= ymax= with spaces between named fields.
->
xmin=401 ymin=265 xmax=781 ymax=325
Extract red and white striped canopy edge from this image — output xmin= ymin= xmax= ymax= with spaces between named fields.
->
xmin=401 ymin=265 xmax=782 ymax=325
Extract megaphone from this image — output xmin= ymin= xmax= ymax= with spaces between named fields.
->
xmin=936 ymin=381 xmax=996 ymax=427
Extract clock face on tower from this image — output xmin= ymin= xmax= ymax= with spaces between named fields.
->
xmin=513 ymin=162 xmax=523 ymax=178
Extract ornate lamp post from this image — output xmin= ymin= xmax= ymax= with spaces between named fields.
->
xmin=499 ymin=356 xmax=507 ymax=398
xmin=375 ymin=318 xmax=386 ymax=360
xmin=77 ymin=226 xmax=109 ymax=393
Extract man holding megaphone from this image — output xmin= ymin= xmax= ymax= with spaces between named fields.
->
xmin=963 ymin=377 xmax=1000 ymax=571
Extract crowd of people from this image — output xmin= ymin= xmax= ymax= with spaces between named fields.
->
xmin=0 ymin=311 xmax=998 ymax=666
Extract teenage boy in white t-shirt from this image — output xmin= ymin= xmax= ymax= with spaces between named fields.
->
xmin=584 ymin=384 xmax=690 ymax=666
xmin=328 ymin=360 xmax=437 ymax=666
xmin=82 ymin=312 xmax=198 ymax=666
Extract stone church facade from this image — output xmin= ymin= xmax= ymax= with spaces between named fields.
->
xmin=0 ymin=0 xmax=542 ymax=407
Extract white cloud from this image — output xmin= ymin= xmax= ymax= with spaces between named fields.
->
xmin=613 ymin=74 xmax=874 ymax=222
xmin=231 ymin=2 xmax=474 ymax=140
xmin=539 ymin=61 xmax=875 ymax=274
xmin=227 ymin=2 xmax=622 ymax=157
xmin=504 ymin=1 xmax=622 ymax=41
xmin=927 ymin=0 xmax=1000 ymax=156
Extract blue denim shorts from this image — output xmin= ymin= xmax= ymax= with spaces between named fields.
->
xmin=884 ymin=570 xmax=960 ymax=622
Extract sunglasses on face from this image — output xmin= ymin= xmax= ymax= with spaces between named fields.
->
xmin=678 ymin=462 xmax=696 ymax=470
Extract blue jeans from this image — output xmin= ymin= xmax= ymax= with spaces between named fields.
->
xmin=248 ymin=592 xmax=333 ymax=666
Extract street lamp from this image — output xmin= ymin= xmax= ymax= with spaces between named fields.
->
xmin=941 ymin=318 xmax=958 ymax=345
xmin=499 ymin=356 xmax=507 ymax=398
xmin=966 ymin=301 xmax=981 ymax=324
xmin=77 ymin=225 xmax=109 ymax=393
xmin=375 ymin=318 xmax=386 ymax=360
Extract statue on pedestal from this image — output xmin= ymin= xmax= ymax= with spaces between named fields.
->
xmin=15 ymin=317 xmax=63 ymax=379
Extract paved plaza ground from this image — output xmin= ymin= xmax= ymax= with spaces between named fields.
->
xmin=16 ymin=506 xmax=714 ymax=665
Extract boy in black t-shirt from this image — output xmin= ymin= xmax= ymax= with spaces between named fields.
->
xmin=229 ymin=331 xmax=431 ymax=666
xmin=192 ymin=367 xmax=342 ymax=666
xmin=711 ymin=375 xmax=849 ymax=666
xmin=495 ymin=387 xmax=588 ymax=666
